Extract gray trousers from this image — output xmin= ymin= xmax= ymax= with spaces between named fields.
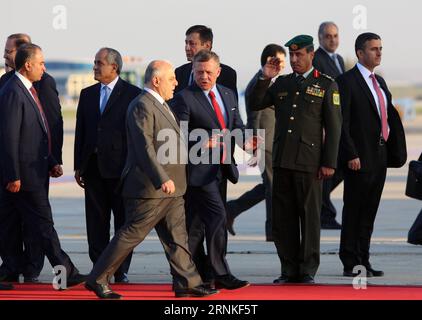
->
xmin=87 ymin=196 xmax=202 ymax=290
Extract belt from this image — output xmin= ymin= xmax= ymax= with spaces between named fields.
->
xmin=379 ymin=137 xmax=385 ymax=146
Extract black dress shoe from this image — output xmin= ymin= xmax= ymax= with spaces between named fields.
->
xmin=321 ymin=220 xmax=342 ymax=230
xmin=0 ymin=282 xmax=14 ymax=290
xmin=343 ymin=270 xmax=359 ymax=277
xmin=114 ymin=274 xmax=129 ymax=283
xmin=215 ymin=275 xmax=249 ymax=290
xmin=367 ymin=268 xmax=384 ymax=277
xmin=273 ymin=275 xmax=297 ymax=284
xmin=0 ymin=273 xmax=19 ymax=282
xmin=85 ymin=282 xmax=121 ymax=299
xmin=67 ymin=273 xmax=88 ymax=287
xmin=24 ymin=277 xmax=40 ymax=283
xmin=175 ymin=284 xmax=219 ymax=298
xmin=300 ymin=275 xmax=315 ymax=284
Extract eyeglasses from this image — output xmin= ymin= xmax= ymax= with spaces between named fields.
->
xmin=4 ymin=48 xmax=16 ymax=55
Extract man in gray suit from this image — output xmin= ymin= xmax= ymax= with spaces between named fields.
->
xmin=226 ymin=44 xmax=286 ymax=240
xmin=84 ymin=60 xmax=218 ymax=299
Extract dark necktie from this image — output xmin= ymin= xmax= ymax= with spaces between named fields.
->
xmin=296 ymin=75 xmax=305 ymax=85
xmin=369 ymin=74 xmax=389 ymax=141
xmin=30 ymin=86 xmax=51 ymax=154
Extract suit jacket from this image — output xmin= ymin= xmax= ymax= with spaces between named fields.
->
xmin=121 ymin=91 xmax=187 ymax=198
xmin=0 ymin=74 xmax=57 ymax=191
xmin=0 ymin=71 xmax=64 ymax=164
xmin=248 ymin=71 xmax=342 ymax=173
xmin=245 ymin=70 xmax=275 ymax=153
xmin=313 ymin=47 xmax=345 ymax=79
xmin=174 ymin=62 xmax=238 ymax=99
xmin=337 ymin=65 xmax=407 ymax=172
xmin=74 ymin=78 xmax=142 ymax=178
xmin=171 ymin=83 xmax=245 ymax=186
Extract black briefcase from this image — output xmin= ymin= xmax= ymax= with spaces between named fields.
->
xmin=405 ymin=160 xmax=422 ymax=201
xmin=408 ymin=209 xmax=422 ymax=245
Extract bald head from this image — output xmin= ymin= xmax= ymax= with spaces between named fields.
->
xmin=144 ymin=60 xmax=178 ymax=101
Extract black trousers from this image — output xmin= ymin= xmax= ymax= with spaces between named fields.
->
xmin=0 ymin=188 xmax=78 ymax=280
xmin=272 ymin=168 xmax=322 ymax=278
xmin=88 ymin=196 xmax=202 ymax=290
xmin=186 ymin=180 xmax=231 ymax=279
xmin=83 ymin=156 xmax=132 ymax=278
xmin=339 ymin=164 xmax=387 ymax=270
xmin=321 ymin=167 xmax=344 ymax=223
xmin=226 ymin=149 xmax=273 ymax=238
xmin=0 ymin=197 xmax=45 ymax=278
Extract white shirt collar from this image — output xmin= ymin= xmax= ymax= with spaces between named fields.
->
xmin=100 ymin=76 xmax=119 ymax=91
xmin=144 ymin=87 xmax=165 ymax=104
xmin=356 ymin=62 xmax=374 ymax=80
xmin=297 ymin=67 xmax=314 ymax=79
xmin=15 ymin=71 xmax=33 ymax=90
xmin=202 ymin=84 xmax=218 ymax=97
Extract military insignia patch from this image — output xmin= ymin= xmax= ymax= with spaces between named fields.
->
xmin=333 ymin=92 xmax=340 ymax=106
xmin=306 ymin=86 xmax=325 ymax=98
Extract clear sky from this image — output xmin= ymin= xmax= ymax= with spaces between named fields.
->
xmin=1 ymin=0 xmax=420 ymax=88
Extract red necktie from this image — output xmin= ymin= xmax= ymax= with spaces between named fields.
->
xmin=369 ymin=74 xmax=389 ymax=141
xmin=208 ymin=91 xmax=226 ymax=129
xmin=208 ymin=91 xmax=227 ymax=163
xmin=30 ymin=86 xmax=51 ymax=154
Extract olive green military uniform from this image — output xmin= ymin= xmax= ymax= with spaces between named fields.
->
xmin=249 ymin=66 xmax=342 ymax=279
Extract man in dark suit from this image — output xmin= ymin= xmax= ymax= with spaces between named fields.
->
xmin=313 ymin=22 xmax=345 ymax=230
xmin=84 ymin=60 xmax=218 ymax=299
xmin=248 ymin=35 xmax=342 ymax=284
xmin=0 ymin=33 xmax=64 ymax=283
xmin=226 ymin=44 xmax=286 ymax=241
xmin=74 ymin=48 xmax=141 ymax=283
xmin=0 ymin=43 xmax=85 ymax=288
xmin=174 ymin=25 xmax=237 ymax=98
xmin=337 ymin=33 xmax=406 ymax=277
xmin=173 ymin=25 xmax=239 ymax=283
xmin=171 ymin=50 xmax=251 ymax=290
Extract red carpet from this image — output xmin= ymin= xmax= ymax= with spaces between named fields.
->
xmin=1 ymin=283 xmax=422 ymax=300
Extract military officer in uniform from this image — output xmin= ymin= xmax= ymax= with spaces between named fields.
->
xmin=248 ymin=35 xmax=342 ymax=284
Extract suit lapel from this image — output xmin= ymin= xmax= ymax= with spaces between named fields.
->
xmin=352 ymin=66 xmax=379 ymax=117
xmin=192 ymin=86 xmax=222 ymax=129
xmin=15 ymin=77 xmax=47 ymax=134
xmin=321 ymin=50 xmax=339 ymax=76
xmin=183 ymin=64 xmax=193 ymax=88
xmin=91 ymin=83 xmax=101 ymax=121
xmin=145 ymin=92 xmax=180 ymax=134
xmin=217 ymin=85 xmax=232 ymax=128
xmin=338 ymin=55 xmax=346 ymax=73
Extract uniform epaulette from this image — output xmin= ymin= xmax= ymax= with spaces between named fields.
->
xmin=320 ymin=72 xmax=335 ymax=81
